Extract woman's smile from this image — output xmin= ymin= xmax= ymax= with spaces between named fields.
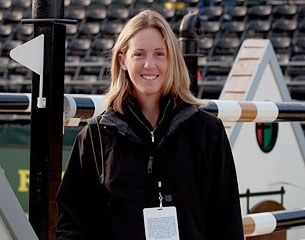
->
xmin=141 ymin=74 xmax=159 ymax=80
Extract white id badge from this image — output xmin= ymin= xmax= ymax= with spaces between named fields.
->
xmin=143 ymin=206 xmax=180 ymax=240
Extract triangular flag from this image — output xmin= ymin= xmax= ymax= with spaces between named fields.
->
xmin=10 ymin=34 xmax=44 ymax=75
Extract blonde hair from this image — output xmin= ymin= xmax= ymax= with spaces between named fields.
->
xmin=104 ymin=9 xmax=201 ymax=113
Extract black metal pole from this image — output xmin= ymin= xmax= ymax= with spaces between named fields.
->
xmin=179 ymin=11 xmax=200 ymax=97
xmin=28 ymin=1 xmax=66 ymax=239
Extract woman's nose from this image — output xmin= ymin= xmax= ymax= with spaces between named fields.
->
xmin=144 ymin=56 xmax=156 ymax=69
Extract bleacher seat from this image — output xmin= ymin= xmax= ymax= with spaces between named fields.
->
xmin=184 ymin=0 xmax=199 ymax=8
xmin=270 ymin=36 xmax=291 ymax=64
xmin=65 ymin=55 xmax=80 ymax=77
xmin=296 ymin=20 xmax=305 ymax=37
xmin=1 ymin=40 xmax=22 ymax=57
xmin=92 ymin=38 xmax=114 ymax=55
xmin=79 ymin=22 xmax=100 ymax=37
xmin=100 ymin=21 xmax=124 ymax=36
xmin=0 ymin=57 xmax=10 ymax=79
xmin=14 ymin=24 xmax=33 ymax=41
xmin=199 ymin=6 xmax=223 ymax=21
xmin=3 ymin=10 xmax=24 ymax=24
xmin=213 ymin=37 xmax=241 ymax=56
xmin=269 ymin=19 xmax=298 ymax=37
xmin=156 ymin=7 xmax=176 ymax=21
xmin=12 ymin=0 xmax=31 ymax=9
xmin=199 ymin=21 xmax=220 ymax=37
xmin=0 ymin=25 xmax=13 ymax=40
xmin=198 ymin=37 xmax=214 ymax=57
xmin=0 ymin=56 xmax=10 ymax=67
xmin=0 ymin=0 xmax=12 ymax=9
xmin=289 ymin=74 xmax=305 ymax=100
xmin=286 ymin=54 xmax=305 ymax=79
xmin=219 ymin=21 xmax=245 ymax=38
xmin=65 ymin=8 xmax=87 ymax=21
xmin=112 ymin=0 xmax=134 ymax=6
xmin=134 ymin=0 xmax=153 ymax=5
xmin=272 ymin=4 xmax=297 ymax=19
xmin=86 ymin=8 xmax=107 ymax=22
xmin=80 ymin=55 xmax=106 ymax=76
xmin=9 ymin=63 xmax=31 ymax=76
xmin=0 ymin=0 xmax=304 ymax=102
xmin=223 ymin=5 xmax=247 ymax=21
xmin=71 ymin=74 xmax=98 ymax=93
xmin=292 ymin=36 xmax=305 ymax=55
xmin=70 ymin=0 xmax=92 ymax=7
xmin=7 ymin=74 xmax=31 ymax=92
xmin=299 ymin=5 xmax=305 ymax=21
xmin=91 ymin=0 xmax=112 ymax=7
xmin=67 ymin=38 xmax=92 ymax=57
xmin=247 ymin=5 xmax=272 ymax=20
xmin=270 ymin=36 xmax=291 ymax=52
xmin=66 ymin=24 xmax=78 ymax=39
xmin=107 ymin=7 xmax=130 ymax=21
xmin=245 ymin=20 xmax=271 ymax=38
xmin=268 ymin=0 xmax=288 ymax=5
xmin=65 ymin=0 xmax=72 ymax=7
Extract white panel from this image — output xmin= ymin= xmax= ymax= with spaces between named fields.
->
xmin=0 ymin=216 xmax=13 ymax=240
xmin=0 ymin=168 xmax=38 ymax=240
xmin=221 ymin=39 xmax=305 ymax=239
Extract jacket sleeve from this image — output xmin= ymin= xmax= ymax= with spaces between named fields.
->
xmin=207 ymin=118 xmax=244 ymax=240
xmin=56 ymin=126 xmax=112 ymax=240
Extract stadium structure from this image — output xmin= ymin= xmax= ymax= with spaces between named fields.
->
xmin=1 ymin=0 xmax=305 ymax=239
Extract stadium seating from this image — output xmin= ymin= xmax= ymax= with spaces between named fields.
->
xmin=0 ymin=0 xmax=305 ymax=102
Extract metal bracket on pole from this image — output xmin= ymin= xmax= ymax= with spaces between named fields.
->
xmin=37 ymin=75 xmax=46 ymax=108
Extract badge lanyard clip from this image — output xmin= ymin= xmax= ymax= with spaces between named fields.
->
xmin=158 ymin=181 xmax=163 ymax=210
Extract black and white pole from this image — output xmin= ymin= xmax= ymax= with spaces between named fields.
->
xmin=243 ymin=208 xmax=305 ymax=236
xmin=28 ymin=1 xmax=65 ymax=239
xmin=2 ymin=94 xmax=305 ymax=123
xmin=8 ymin=1 xmax=76 ymax=239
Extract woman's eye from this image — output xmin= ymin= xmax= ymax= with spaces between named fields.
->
xmin=156 ymin=51 xmax=166 ymax=57
xmin=134 ymin=52 xmax=144 ymax=58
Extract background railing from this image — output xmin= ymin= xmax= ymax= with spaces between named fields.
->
xmin=243 ymin=208 xmax=305 ymax=237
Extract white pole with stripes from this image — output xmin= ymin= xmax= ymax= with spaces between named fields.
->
xmin=1 ymin=94 xmax=305 ymax=124
xmin=243 ymin=208 xmax=305 ymax=237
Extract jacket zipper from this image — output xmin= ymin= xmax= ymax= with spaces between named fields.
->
xmin=127 ymin=100 xmax=170 ymax=143
xmin=128 ymin=100 xmax=171 ymax=173
xmin=147 ymin=156 xmax=153 ymax=173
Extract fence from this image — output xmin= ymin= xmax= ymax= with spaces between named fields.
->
xmin=243 ymin=208 xmax=305 ymax=237
xmin=1 ymin=93 xmax=305 ymax=123
xmin=1 ymin=92 xmax=305 ymax=236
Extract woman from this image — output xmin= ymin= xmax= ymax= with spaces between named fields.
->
xmin=56 ymin=9 xmax=244 ymax=240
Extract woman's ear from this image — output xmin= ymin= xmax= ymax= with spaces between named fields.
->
xmin=118 ymin=53 xmax=127 ymax=70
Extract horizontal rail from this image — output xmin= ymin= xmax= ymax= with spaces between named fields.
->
xmin=1 ymin=93 xmax=305 ymax=124
xmin=0 ymin=93 xmax=31 ymax=112
xmin=243 ymin=208 xmax=305 ymax=237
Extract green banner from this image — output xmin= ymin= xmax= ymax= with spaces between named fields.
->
xmin=0 ymin=124 xmax=84 ymax=213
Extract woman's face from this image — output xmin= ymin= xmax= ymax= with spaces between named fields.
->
xmin=118 ymin=27 xmax=168 ymax=100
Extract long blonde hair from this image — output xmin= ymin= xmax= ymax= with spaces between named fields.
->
xmin=104 ymin=9 xmax=201 ymax=113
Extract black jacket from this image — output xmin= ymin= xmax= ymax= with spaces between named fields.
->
xmin=56 ymin=97 xmax=244 ymax=240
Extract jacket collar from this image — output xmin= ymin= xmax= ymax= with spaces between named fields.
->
xmin=168 ymin=104 xmax=198 ymax=135
xmin=100 ymin=96 xmax=199 ymax=137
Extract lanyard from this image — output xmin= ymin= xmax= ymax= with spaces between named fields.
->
xmin=158 ymin=181 xmax=163 ymax=209
xmin=127 ymin=101 xmax=172 ymax=209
